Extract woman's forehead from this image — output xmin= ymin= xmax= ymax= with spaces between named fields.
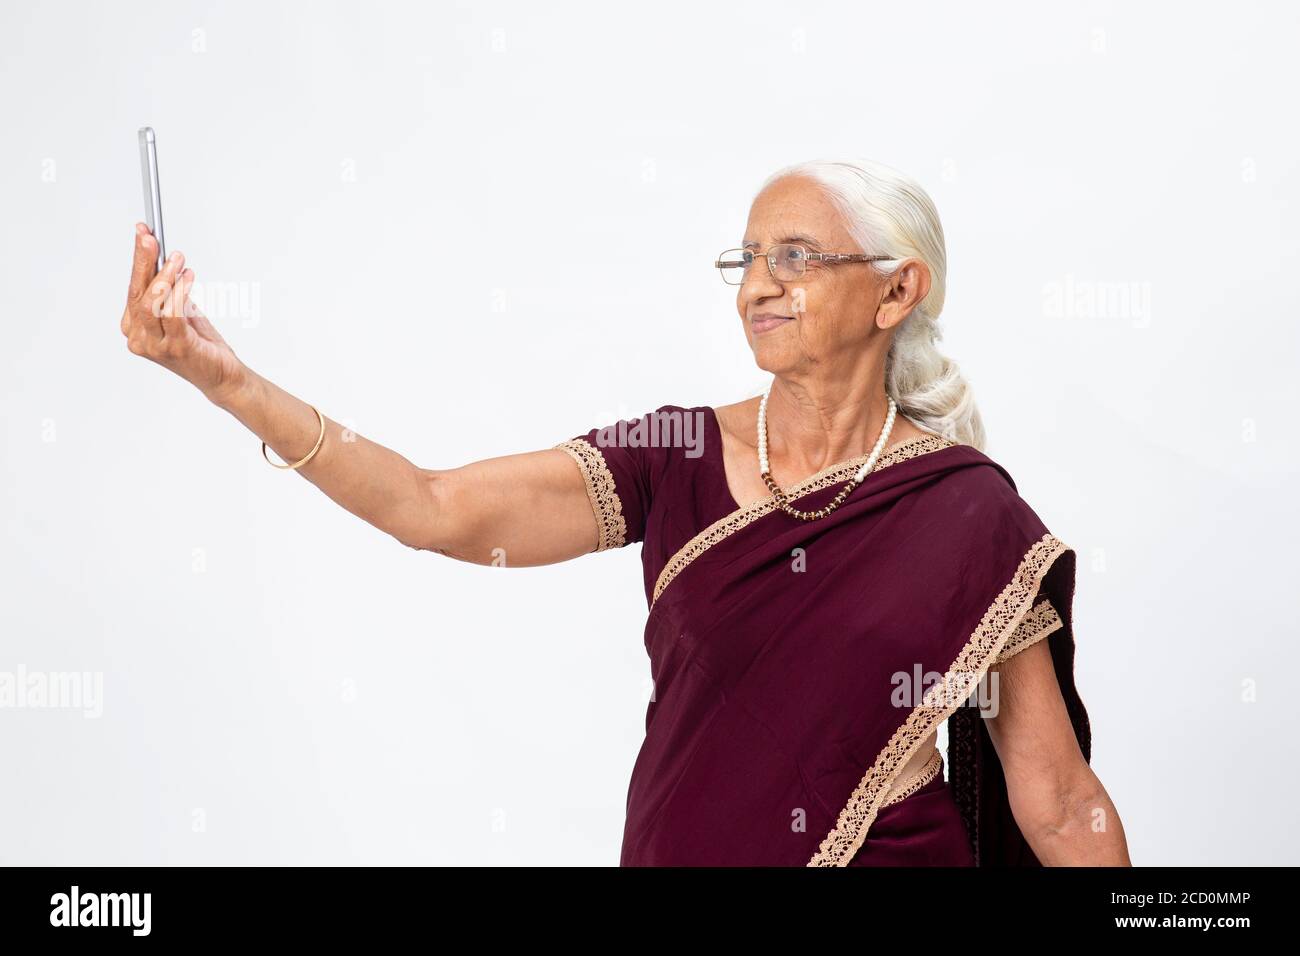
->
xmin=742 ymin=219 xmax=851 ymax=251
xmin=744 ymin=178 xmax=849 ymax=248
xmin=742 ymin=231 xmax=825 ymax=251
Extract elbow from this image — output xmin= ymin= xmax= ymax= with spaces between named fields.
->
xmin=390 ymin=467 xmax=444 ymax=552
xmin=395 ymin=533 xmax=433 ymax=553
xmin=1006 ymin=756 xmax=1089 ymax=843
xmin=1026 ymin=780 xmax=1101 ymax=843
xmin=1013 ymin=764 xmax=1126 ymax=863
xmin=395 ymin=468 xmax=472 ymax=559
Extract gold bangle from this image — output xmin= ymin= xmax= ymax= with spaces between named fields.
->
xmin=262 ymin=404 xmax=326 ymax=470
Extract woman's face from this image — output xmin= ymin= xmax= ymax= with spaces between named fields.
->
xmin=735 ymin=175 xmax=917 ymax=377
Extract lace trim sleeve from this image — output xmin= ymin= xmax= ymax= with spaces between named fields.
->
xmin=555 ymin=438 xmax=628 ymax=552
xmin=994 ymin=596 xmax=1063 ymax=665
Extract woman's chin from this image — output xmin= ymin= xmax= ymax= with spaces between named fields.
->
xmin=748 ymin=342 xmax=795 ymax=375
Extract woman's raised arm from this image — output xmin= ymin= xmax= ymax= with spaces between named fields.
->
xmin=120 ymin=224 xmax=600 ymax=567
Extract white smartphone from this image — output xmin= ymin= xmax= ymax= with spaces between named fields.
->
xmin=137 ymin=127 xmax=166 ymax=271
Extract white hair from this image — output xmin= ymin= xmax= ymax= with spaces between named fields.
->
xmin=758 ymin=158 xmax=986 ymax=451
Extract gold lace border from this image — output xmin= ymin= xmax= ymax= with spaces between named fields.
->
xmin=807 ymin=532 xmax=1070 ymax=867
xmin=555 ymin=438 xmax=627 ymax=551
xmin=651 ymin=432 xmax=955 ymax=607
xmin=880 ymin=745 xmax=944 ymax=809
xmin=996 ymin=597 xmax=1064 ymax=665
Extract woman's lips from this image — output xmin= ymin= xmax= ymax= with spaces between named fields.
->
xmin=751 ymin=314 xmax=794 ymax=334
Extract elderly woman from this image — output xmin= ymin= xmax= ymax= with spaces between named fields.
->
xmin=121 ymin=158 xmax=1129 ymax=867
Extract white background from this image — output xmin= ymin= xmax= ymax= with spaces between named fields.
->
xmin=1 ymin=0 xmax=1296 ymax=865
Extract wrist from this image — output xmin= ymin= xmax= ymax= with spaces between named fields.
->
xmin=206 ymin=366 xmax=259 ymax=412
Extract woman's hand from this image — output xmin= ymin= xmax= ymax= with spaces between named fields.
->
xmin=121 ymin=222 xmax=248 ymax=405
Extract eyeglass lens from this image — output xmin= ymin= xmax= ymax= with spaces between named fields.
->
xmin=717 ymin=244 xmax=807 ymax=285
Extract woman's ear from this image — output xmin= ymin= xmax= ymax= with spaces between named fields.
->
xmin=876 ymin=258 xmax=931 ymax=330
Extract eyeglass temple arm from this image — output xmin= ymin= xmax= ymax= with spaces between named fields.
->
xmin=713 ymin=249 xmax=896 ymax=267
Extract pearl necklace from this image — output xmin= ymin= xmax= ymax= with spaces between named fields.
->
xmin=757 ymin=379 xmax=898 ymax=521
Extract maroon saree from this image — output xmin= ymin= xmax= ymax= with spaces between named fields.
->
xmin=557 ymin=404 xmax=1091 ymax=867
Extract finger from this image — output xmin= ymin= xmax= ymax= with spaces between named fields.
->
xmin=160 ymin=269 xmax=195 ymax=340
xmin=143 ymin=251 xmax=187 ymax=329
xmin=128 ymin=224 xmax=158 ymax=302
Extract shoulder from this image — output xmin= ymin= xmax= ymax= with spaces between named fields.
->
xmin=560 ymin=403 xmax=715 ymax=477
xmin=931 ymin=444 xmax=1056 ymax=545
xmin=556 ymin=402 xmax=707 ymax=551
xmin=919 ymin=447 xmax=1072 ymax=618
xmin=588 ymin=404 xmax=710 ymax=460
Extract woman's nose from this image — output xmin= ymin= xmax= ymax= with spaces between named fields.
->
xmin=738 ymin=257 xmax=785 ymax=297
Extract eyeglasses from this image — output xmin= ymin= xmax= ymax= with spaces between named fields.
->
xmin=714 ymin=243 xmax=895 ymax=286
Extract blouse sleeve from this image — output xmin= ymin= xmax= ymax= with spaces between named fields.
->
xmin=554 ymin=411 xmax=660 ymax=552
xmin=994 ymin=585 xmax=1065 ymax=664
